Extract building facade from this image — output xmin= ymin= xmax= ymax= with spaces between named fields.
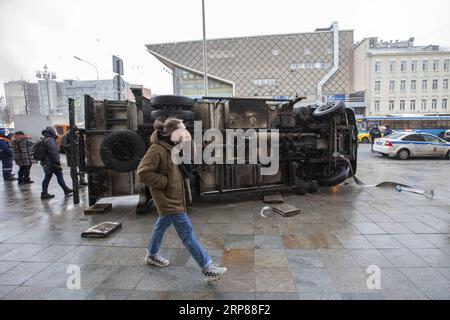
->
xmin=354 ymin=37 xmax=450 ymax=116
xmin=146 ymin=23 xmax=355 ymax=105
xmin=3 ymin=81 xmax=41 ymax=116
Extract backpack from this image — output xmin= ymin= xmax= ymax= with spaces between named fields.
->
xmin=32 ymin=139 xmax=47 ymax=161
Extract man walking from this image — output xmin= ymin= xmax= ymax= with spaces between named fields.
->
xmin=369 ymin=125 xmax=382 ymax=152
xmin=40 ymin=126 xmax=73 ymax=200
xmin=384 ymin=125 xmax=393 ymax=137
xmin=0 ymin=128 xmax=16 ymax=181
xmin=137 ymin=117 xmax=227 ymax=282
xmin=11 ymin=131 xmax=34 ymax=184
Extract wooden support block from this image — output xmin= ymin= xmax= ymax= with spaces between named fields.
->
xmin=84 ymin=203 xmax=112 ymax=215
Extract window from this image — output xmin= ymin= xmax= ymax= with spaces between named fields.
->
xmin=290 ymin=62 xmax=330 ymax=70
xmin=423 ymin=135 xmax=442 ymax=143
xmin=401 ymin=60 xmax=407 ymax=72
xmin=402 ymin=134 xmax=424 ymax=142
xmin=422 ymin=79 xmax=428 ymax=90
xmin=254 ymin=78 xmax=278 ymax=86
xmin=389 ymin=100 xmax=395 ymax=111
xmin=433 ymin=59 xmax=439 ymax=71
xmin=433 ymin=79 xmax=439 ymax=90
xmin=411 ymin=60 xmax=418 ymax=71
xmin=421 ymin=99 xmax=427 ymax=110
xmin=375 ymin=81 xmax=381 ymax=92
xmin=444 ymin=79 xmax=449 ymax=90
xmin=271 ymin=49 xmax=280 ymax=56
xmin=411 ymin=80 xmax=417 ymax=91
xmin=389 ymin=80 xmax=395 ymax=91
xmin=400 ymin=80 xmax=406 ymax=91
xmin=445 ymin=59 xmax=450 ymax=71
xmin=374 ymin=100 xmax=380 ymax=111
xmin=390 ymin=61 xmax=396 ymax=72
xmin=327 ymin=48 xmax=333 ymax=55
xmin=410 ymin=100 xmax=416 ymax=110
xmin=375 ymin=61 xmax=381 ymax=73
xmin=432 ymin=99 xmax=437 ymax=109
xmin=304 ymin=49 xmax=311 ymax=55
xmin=400 ymin=100 xmax=405 ymax=110
xmin=423 ymin=60 xmax=429 ymax=71
xmin=443 ymin=99 xmax=448 ymax=110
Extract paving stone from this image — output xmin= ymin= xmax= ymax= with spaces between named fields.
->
xmin=290 ymin=265 xmax=337 ymax=293
xmin=416 ymin=234 xmax=449 ymax=248
xmin=410 ymin=249 xmax=450 ymax=267
xmin=228 ymin=223 xmax=254 ymax=235
xmin=285 ymin=249 xmax=324 ymax=268
xmin=255 ymin=292 xmax=298 ymax=300
xmin=3 ymin=287 xmax=93 ymax=300
xmin=378 ymin=268 xmax=428 ymax=300
xmin=400 ymin=267 xmax=450 ymax=300
xmin=159 ymin=248 xmax=191 ymax=266
xmin=402 ymin=222 xmax=440 ymax=234
xmin=26 ymin=245 xmax=78 ymax=263
xmin=0 ymin=262 xmax=51 ymax=286
xmin=214 ymin=266 xmax=256 ymax=293
xmin=255 ymin=249 xmax=289 ymax=268
xmin=0 ymin=285 xmax=17 ymax=299
xmin=379 ymin=249 xmax=428 ymax=267
xmin=364 ymin=213 xmax=395 ymax=223
xmin=0 ymin=261 xmax=20 ymax=275
xmin=255 ymin=267 xmax=296 ymax=293
xmin=297 ymin=292 xmax=342 ymax=300
xmin=214 ymin=292 xmax=256 ymax=300
xmin=127 ymin=290 xmax=178 ymax=300
xmin=254 ymin=235 xmax=284 ymax=249
xmin=225 ymin=235 xmax=254 ymax=249
xmin=0 ymin=244 xmax=50 ymax=261
xmin=364 ymin=235 xmax=404 ymax=249
xmin=392 ymin=234 xmax=436 ymax=249
xmin=221 ymin=249 xmax=254 ymax=266
xmin=97 ymin=265 xmax=146 ymax=290
xmin=253 ymin=223 xmax=280 ymax=236
xmin=135 ymin=267 xmax=184 ymax=292
xmin=434 ymin=267 xmax=450 ymax=280
xmin=203 ymin=223 xmax=230 ymax=235
xmin=340 ymin=292 xmax=385 ymax=300
xmin=85 ymin=289 xmax=131 ymax=300
xmin=198 ymin=234 xmax=226 ymax=249
xmin=348 ymin=249 xmax=394 ymax=268
xmin=336 ymin=235 xmax=375 ymax=249
xmin=282 ymin=234 xmax=342 ymax=249
xmin=351 ymin=223 xmax=386 ymax=235
xmin=376 ymin=223 xmax=412 ymax=234
xmin=173 ymin=291 xmax=216 ymax=300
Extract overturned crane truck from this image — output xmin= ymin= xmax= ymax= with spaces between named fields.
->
xmin=78 ymin=91 xmax=358 ymax=213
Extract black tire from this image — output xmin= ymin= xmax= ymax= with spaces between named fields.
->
xmin=149 ymin=109 xmax=195 ymax=122
xmin=151 ymin=95 xmax=195 ymax=110
xmin=100 ymin=130 xmax=146 ymax=172
xmin=361 ymin=137 xmax=370 ymax=143
xmin=312 ymin=101 xmax=346 ymax=118
xmin=396 ymin=149 xmax=410 ymax=160
xmin=382 ymin=153 xmax=389 ymax=157
xmin=445 ymin=150 xmax=450 ymax=159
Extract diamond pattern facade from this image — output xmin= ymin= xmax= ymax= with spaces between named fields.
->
xmin=146 ymin=29 xmax=354 ymax=99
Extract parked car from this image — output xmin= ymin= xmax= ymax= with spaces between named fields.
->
xmin=373 ymin=132 xmax=450 ymax=160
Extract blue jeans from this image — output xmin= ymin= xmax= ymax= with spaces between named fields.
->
xmin=147 ymin=213 xmax=212 ymax=269
xmin=42 ymin=166 xmax=69 ymax=193
xmin=2 ymin=157 xmax=14 ymax=179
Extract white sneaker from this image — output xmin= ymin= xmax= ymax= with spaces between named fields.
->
xmin=145 ymin=254 xmax=170 ymax=268
xmin=202 ymin=263 xmax=227 ymax=282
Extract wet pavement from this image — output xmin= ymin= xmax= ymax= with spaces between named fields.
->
xmin=0 ymin=144 xmax=449 ymax=300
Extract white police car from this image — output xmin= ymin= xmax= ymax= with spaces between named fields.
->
xmin=373 ymin=132 xmax=450 ymax=160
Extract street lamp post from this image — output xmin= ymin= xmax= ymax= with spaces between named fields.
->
xmin=74 ymin=56 xmax=99 ymax=81
xmin=202 ymin=0 xmax=208 ymax=96
xmin=36 ymin=64 xmax=57 ymax=116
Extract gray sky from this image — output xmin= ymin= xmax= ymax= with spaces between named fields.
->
xmin=1 ymin=0 xmax=450 ymax=97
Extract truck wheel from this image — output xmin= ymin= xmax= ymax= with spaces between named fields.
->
xmin=312 ymin=101 xmax=345 ymax=118
xmin=100 ymin=130 xmax=146 ymax=172
xmin=149 ymin=109 xmax=195 ymax=122
xmin=151 ymin=95 xmax=195 ymax=110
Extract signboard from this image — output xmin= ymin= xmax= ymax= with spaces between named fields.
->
xmin=325 ymin=94 xmax=346 ymax=102
xmin=112 ymin=55 xmax=124 ymax=75
xmin=75 ymin=100 xmax=81 ymax=108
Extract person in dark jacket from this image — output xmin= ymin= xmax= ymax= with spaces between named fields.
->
xmin=369 ymin=126 xmax=382 ymax=152
xmin=384 ymin=125 xmax=393 ymax=137
xmin=40 ymin=126 xmax=73 ymax=200
xmin=11 ymin=131 xmax=34 ymax=184
xmin=0 ymin=128 xmax=16 ymax=181
xmin=137 ymin=117 xmax=227 ymax=282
